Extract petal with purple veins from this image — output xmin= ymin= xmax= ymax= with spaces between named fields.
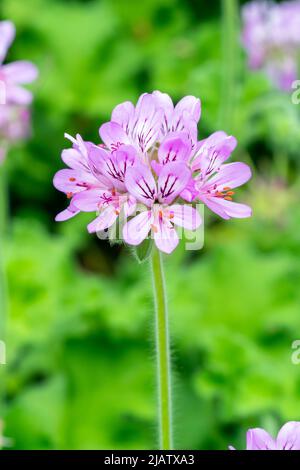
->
xmin=246 ymin=429 xmax=276 ymax=450
xmin=158 ymin=132 xmax=192 ymax=165
xmin=157 ymin=162 xmax=191 ymax=205
xmin=99 ymin=121 xmax=131 ymax=151
xmin=125 ymin=164 xmax=157 ymax=207
xmin=276 ymin=422 xmax=300 ymax=450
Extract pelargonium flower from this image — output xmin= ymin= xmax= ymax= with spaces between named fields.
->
xmin=0 ymin=20 xmax=38 ymax=163
xmin=242 ymin=1 xmax=300 ymax=91
xmin=230 ymin=421 xmax=300 ymax=450
xmin=0 ymin=105 xmax=31 ymax=163
xmin=0 ymin=20 xmax=38 ymax=105
xmin=54 ymin=91 xmax=251 ymax=254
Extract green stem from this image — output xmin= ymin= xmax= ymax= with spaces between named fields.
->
xmin=150 ymin=247 xmax=173 ymax=450
xmin=0 ymin=165 xmax=8 ymax=433
xmin=219 ymin=0 xmax=239 ymax=134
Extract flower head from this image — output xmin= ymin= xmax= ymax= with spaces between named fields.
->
xmin=230 ymin=421 xmax=300 ymax=450
xmin=242 ymin=1 xmax=300 ymax=91
xmin=54 ymin=92 xmax=251 ymax=254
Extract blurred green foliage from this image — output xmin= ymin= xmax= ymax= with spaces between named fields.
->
xmin=1 ymin=0 xmax=300 ymax=449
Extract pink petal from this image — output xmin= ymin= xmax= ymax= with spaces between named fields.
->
xmin=123 ymin=195 xmax=137 ymax=217
xmin=246 ymin=429 xmax=276 ymax=450
xmin=276 ymin=422 xmax=300 ymax=450
xmin=55 ymin=204 xmax=80 ymax=222
xmin=99 ymin=121 xmax=131 ymax=150
xmin=53 ymin=169 xmax=97 ymax=194
xmin=61 ymin=148 xmax=90 ymax=172
xmin=203 ymin=162 xmax=252 ymax=191
xmin=111 ymin=100 xmax=135 ymax=129
xmin=180 ymin=177 xmax=198 ymax=202
xmin=65 ymin=133 xmax=89 ymax=159
xmin=158 ymin=132 xmax=192 ymax=165
xmin=152 ymin=91 xmax=174 ymax=117
xmin=157 ymin=162 xmax=191 ymax=205
xmin=88 ymin=145 xmax=117 ymax=188
xmin=0 ymin=21 xmax=15 ymax=63
xmin=154 ymin=219 xmax=179 ymax=254
xmin=87 ymin=206 xmax=118 ymax=233
xmin=72 ymin=188 xmax=108 ymax=212
xmin=192 ymin=132 xmax=237 ymax=176
xmin=201 ymin=196 xmax=252 ymax=220
xmin=5 ymin=84 xmax=32 ymax=105
xmin=125 ymin=164 xmax=157 ymax=207
xmin=2 ymin=61 xmax=38 ymax=83
xmin=152 ymin=90 xmax=174 ymax=136
xmin=123 ymin=210 xmax=153 ymax=246
xmin=174 ymin=95 xmax=201 ymax=123
xmin=131 ymin=93 xmax=163 ymax=153
xmin=169 ymin=204 xmax=202 ymax=230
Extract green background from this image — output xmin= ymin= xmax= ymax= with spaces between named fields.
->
xmin=1 ymin=0 xmax=300 ymax=450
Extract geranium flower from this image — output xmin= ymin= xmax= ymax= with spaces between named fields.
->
xmin=0 ymin=20 xmax=38 ymax=163
xmin=54 ymin=92 xmax=252 ymax=253
xmin=0 ymin=20 xmax=38 ymax=105
xmin=230 ymin=422 xmax=300 ymax=450
xmin=122 ymin=161 xmax=200 ymax=254
xmin=0 ymin=105 xmax=31 ymax=162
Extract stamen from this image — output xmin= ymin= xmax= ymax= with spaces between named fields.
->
xmin=69 ymin=177 xmax=76 ymax=182
xmin=151 ymin=224 xmax=158 ymax=233
xmin=67 ymin=192 xmax=73 ymax=199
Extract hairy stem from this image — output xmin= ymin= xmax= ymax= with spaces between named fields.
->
xmin=150 ymin=247 xmax=173 ymax=450
xmin=0 ymin=165 xmax=8 ymax=428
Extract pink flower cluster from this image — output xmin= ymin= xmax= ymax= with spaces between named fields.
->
xmin=0 ymin=20 xmax=38 ymax=162
xmin=242 ymin=1 xmax=300 ymax=91
xmin=230 ymin=421 xmax=300 ymax=450
xmin=54 ymin=92 xmax=252 ymax=254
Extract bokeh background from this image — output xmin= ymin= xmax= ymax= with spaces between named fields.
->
xmin=1 ymin=0 xmax=300 ymax=450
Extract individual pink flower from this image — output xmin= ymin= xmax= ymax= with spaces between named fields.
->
xmin=151 ymin=129 xmax=252 ymax=219
xmin=0 ymin=105 xmax=31 ymax=162
xmin=54 ymin=134 xmax=137 ymax=229
xmin=122 ymin=161 xmax=201 ymax=254
xmin=54 ymin=133 xmax=108 ymax=221
xmin=189 ymin=131 xmax=252 ymax=219
xmin=73 ymin=143 xmax=137 ymax=233
xmin=0 ymin=20 xmax=38 ymax=163
xmin=230 ymin=422 xmax=300 ymax=450
xmin=54 ymin=92 xmax=251 ymax=254
xmin=0 ymin=20 xmax=38 ymax=105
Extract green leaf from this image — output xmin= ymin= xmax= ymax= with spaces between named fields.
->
xmin=131 ymin=238 xmax=153 ymax=264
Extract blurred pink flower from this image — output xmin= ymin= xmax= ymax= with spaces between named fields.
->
xmin=0 ymin=20 xmax=38 ymax=162
xmin=242 ymin=1 xmax=300 ymax=91
xmin=0 ymin=20 xmax=38 ymax=105
xmin=230 ymin=422 xmax=300 ymax=450
xmin=0 ymin=105 xmax=31 ymax=162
